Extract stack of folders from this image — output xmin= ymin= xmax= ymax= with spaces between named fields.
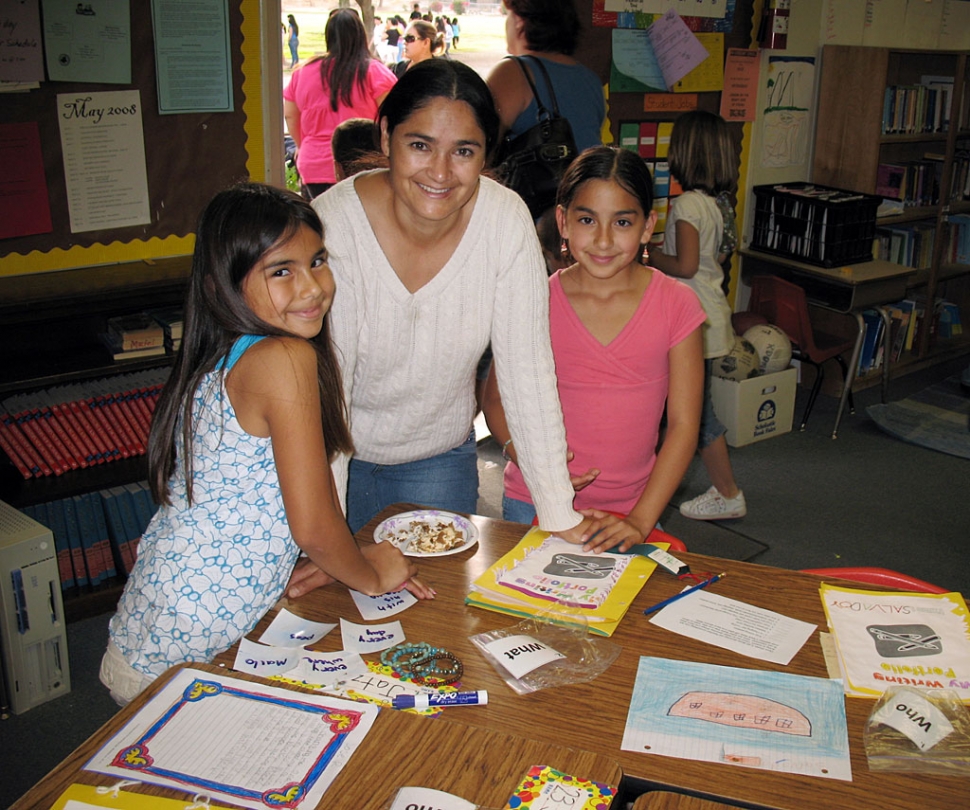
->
xmin=465 ymin=527 xmax=661 ymax=636
xmin=819 ymin=582 xmax=970 ymax=702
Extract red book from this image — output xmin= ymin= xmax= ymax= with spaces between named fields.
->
xmin=2 ymin=411 xmax=50 ymax=476
xmin=91 ymin=380 xmax=139 ymax=456
xmin=0 ymin=419 xmax=35 ymax=478
xmin=25 ymin=393 xmax=82 ymax=470
xmin=67 ymin=398 xmax=112 ymax=463
xmin=115 ymin=389 xmax=148 ymax=453
xmin=9 ymin=408 xmax=59 ymax=475
xmin=638 ymin=121 xmax=658 ymax=158
xmin=47 ymin=400 xmax=90 ymax=467
xmin=79 ymin=390 xmax=129 ymax=460
xmin=51 ymin=401 xmax=98 ymax=465
xmin=5 ymin=395 xmax=66 ymax=474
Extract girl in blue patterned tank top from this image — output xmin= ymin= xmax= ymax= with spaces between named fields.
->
xmin=100 ymin=183 xmax=433 ymax=705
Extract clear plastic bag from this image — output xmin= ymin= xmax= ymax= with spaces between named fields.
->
xmin=864 ymin=685 xmax=970 ymax=774
xmin=469 ymin=608 xmax=620 ymax=695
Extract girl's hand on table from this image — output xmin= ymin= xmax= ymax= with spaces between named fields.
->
xmin=578 ymin=508 xmax=648 ymax=554
xmin=286 ymin=557 xmax=335 ymax=599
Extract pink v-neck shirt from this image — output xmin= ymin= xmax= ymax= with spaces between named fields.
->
xmin=504 ymin=269 xmax=705 ymax=515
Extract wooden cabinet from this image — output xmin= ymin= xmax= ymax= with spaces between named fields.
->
xmin=0 ymin=259 xmax=190 ymax=619
xmin=813 ymin=45 xmax=970 ymax=381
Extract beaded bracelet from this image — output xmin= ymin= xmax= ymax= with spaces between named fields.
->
xmin=381 ymin=642 xmax=437 ymax=676
xmin=410 ymin=651 xmax=463 ymax=686
xmin=379 ymin=642 xmax=462 ymax=684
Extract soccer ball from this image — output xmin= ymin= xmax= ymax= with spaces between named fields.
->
xmin=712 ymin=336 xmax=761 ymax=381
xmin=743 ymin=324 xmax=793 ymax=374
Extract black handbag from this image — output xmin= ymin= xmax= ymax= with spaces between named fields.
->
xmin=493 ymin=56 xmax=578 ymax=218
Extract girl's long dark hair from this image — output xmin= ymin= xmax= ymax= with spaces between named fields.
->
xmin=147 ymin=183 xmax=352 ymax=506
xmin=315 ymin=9 xmax=373 ymax=112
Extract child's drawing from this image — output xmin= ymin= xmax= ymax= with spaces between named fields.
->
xmin=668 ymin=692 xmax=811 ymax=736
xmin=761 ymin=56 xmax=815 ymax=168
xmin=622 ymin=657 xmax=851 ymax=780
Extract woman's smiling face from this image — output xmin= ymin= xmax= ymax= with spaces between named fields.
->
xmin=381 ymin=96 xmax=486 ymax=225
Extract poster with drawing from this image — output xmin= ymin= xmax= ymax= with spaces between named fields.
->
xmin=622 ymin=657 xmax=851 ymax=780
xmin=761 ymin=56 xmax=815 ymax=169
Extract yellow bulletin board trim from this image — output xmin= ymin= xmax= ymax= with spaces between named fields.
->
xmin=0 ymin=0 xmax=263 ymax=279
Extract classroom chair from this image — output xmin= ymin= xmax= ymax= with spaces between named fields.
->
xmin=801 ymin=567 xmax=948 ymax=594
xmin=743 ymin=274 xmax=859 ymax=434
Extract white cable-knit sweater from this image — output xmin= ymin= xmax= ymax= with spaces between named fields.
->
xmin=314 ymin=173 xmax=581 ymax=531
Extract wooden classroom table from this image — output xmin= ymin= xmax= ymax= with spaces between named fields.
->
xmin=205 ymin=504 xmax=965 ymax=810
xmin=9 ymin=662 xmax=623 ymax=810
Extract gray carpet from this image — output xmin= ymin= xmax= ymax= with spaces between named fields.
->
xmin=867 ymin=374 xmax=970 ymax=459
xmin=3 ymin=356 xmax=968 ymax=808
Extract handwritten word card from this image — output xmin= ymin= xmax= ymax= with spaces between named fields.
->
xmin=340 ymin=617 xmax=404 ymax=653
xmin=232 ymin=637 xmax=301 ymax=677
xmin=259 ymin=607 xmax=335 ymax=647
xmin=484 ymin=634 xmax=565 ymax=679
xmin=350 ymin=588 xmax=417 ymax=620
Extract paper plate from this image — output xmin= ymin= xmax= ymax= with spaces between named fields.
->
xmin=373 ymin=510 xmax=479 ymax=557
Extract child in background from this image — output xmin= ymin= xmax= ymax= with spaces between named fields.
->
xmin=331 ymin=117 xmax=382 ymax=181
xmin=483 ymin=147 xmax=705 ymax=552
xmin=100 ymin=183 xmax=431 ymax=705
xmin=650 ymin=110 xmax=746 ymax=520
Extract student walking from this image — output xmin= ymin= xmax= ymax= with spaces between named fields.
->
xmin=651 ymin=111 xmax=746 ymax=521
xmin=99 ymin=184 xmax=431 ymax=706
xmin=484 ymin=147 xmax=705 ymax=552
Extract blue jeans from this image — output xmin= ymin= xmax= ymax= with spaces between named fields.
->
xmin=347 ymin=432 xmax=479 ymax=533
xmin=503 ymin=495 xmax=537 ymax=526
xmin=700 ymin=359 xmax=728 ymax=449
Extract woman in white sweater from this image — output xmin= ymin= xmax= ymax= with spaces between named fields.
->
xmin=313 ymin=59 xmax=590 ymax=542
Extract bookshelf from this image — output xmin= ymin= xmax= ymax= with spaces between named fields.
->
xmin=0 ymin=259 xmax=190 ymax=619
xmin=813 ymin=45 xmax=970 ymax=386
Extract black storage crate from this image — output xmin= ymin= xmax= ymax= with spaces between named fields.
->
xmin=751 ymin=183 xmax=881 ymax=267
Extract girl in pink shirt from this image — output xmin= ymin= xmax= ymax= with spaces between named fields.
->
xmin=484 ymin=147 xmax=706 ymax=552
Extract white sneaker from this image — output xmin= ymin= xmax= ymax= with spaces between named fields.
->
xmin=680 ymin=486 xmax=746 ymax=520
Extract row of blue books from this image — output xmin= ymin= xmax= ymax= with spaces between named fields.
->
xmin=20 ymin=482 xmax=157 ymax=592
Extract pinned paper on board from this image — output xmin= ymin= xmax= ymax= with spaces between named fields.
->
xmin=610 ymin=13 xmax=711 ymax=93
xmin=761 ymin=56 xmax=815 ymax=169
xmin=622 ymin=657 xmax=852 ymax=781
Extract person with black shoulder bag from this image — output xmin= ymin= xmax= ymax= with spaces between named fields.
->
xmin=486 ymin=0 xmax=606 ymax=218
xmin=492 ymin=56 xmax=577 ymax=219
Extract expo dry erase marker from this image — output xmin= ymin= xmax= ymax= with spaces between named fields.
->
xmin=642 ymin=573 xmax=726 ymax=615
xmin=392 ymin=690 xmax=488 ymax=709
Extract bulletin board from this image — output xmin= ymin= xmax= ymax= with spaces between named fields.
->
xmin=0 ymin=0 xmax=265 ymax=277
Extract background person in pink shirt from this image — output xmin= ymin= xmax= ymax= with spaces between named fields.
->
xmin=484 ymin=147 xmax=705 ymax=552
xmin=284 ymin=9 xmax=396 ymax=200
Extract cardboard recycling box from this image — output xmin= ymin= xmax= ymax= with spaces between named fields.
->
xmin=710 ymin=367 xmax=797 ymax=447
